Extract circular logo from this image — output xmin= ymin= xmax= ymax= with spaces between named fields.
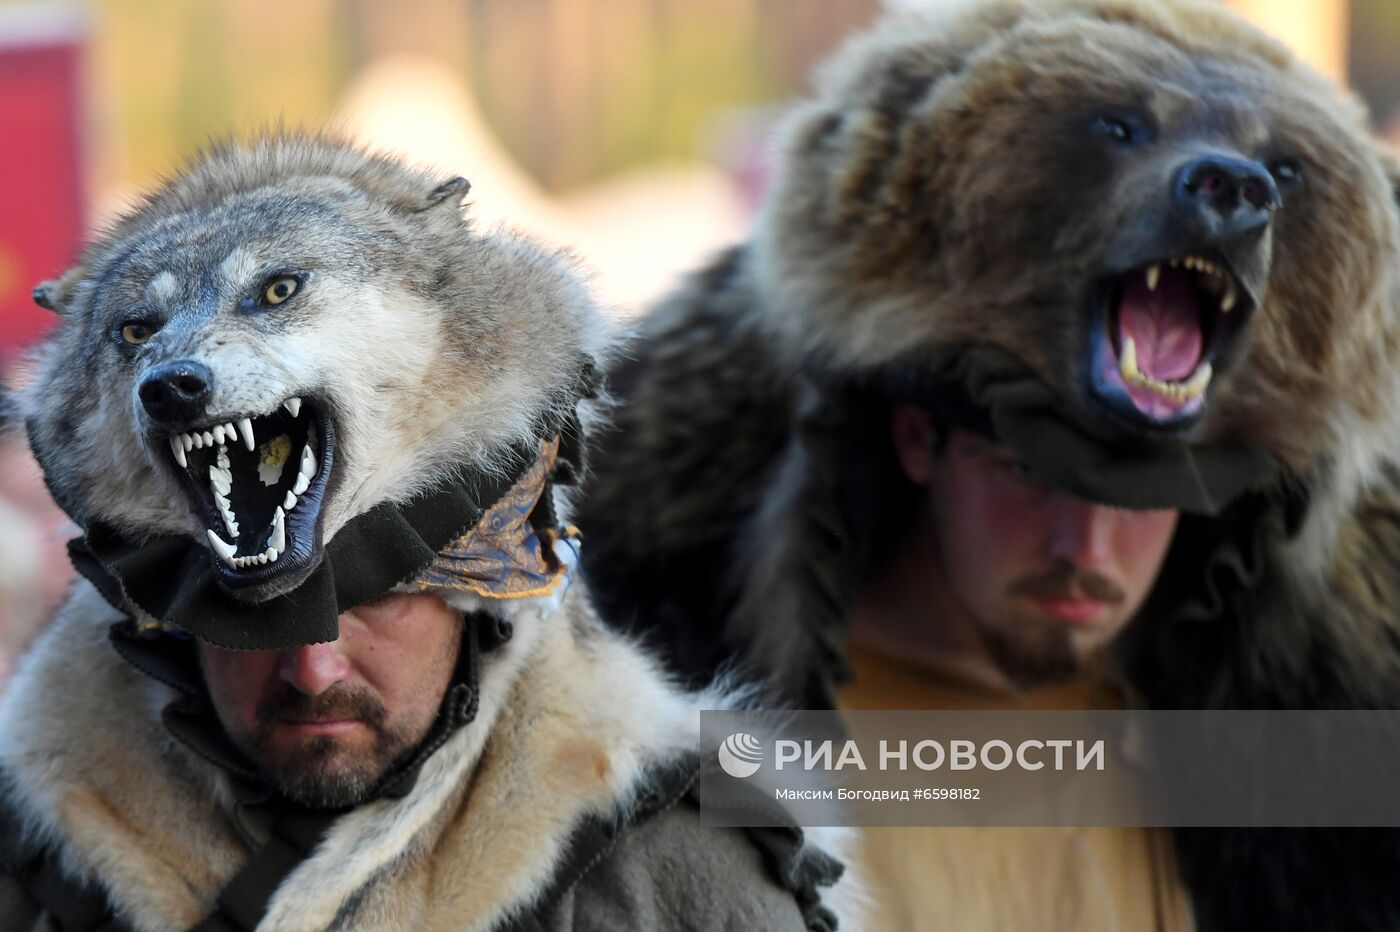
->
xmin=717 ymin=732 xmax=763 ymax=778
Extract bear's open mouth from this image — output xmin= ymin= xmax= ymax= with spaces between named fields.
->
xmin=1086 ymin=253 xmax=1253 ymax=428
xmin=162 ymin=397 xmax=335 ymax=589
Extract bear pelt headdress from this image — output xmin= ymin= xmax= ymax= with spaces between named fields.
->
xmin=574 ymin=1 xmax=1400 ymax=928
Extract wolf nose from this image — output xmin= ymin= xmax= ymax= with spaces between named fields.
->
xmin=139 ymin=361 xmax=214 ymax=425
xmin=1172 ymin=155 xmax=1280 ymax=240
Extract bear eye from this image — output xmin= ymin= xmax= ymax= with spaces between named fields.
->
xmin=262 ymin=275 xmax=300 ymax=306
xmin=1268 ymin=159 xmax=1303 ymax=185
xmin=120 ymin=320 xmax=158 ymax=345
xmin=1095 ymin=116 xmax=1134 ymax=145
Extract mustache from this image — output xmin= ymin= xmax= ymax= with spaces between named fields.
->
xmin=256 ymin=683 xmax=387 ymax=727
xmin=1009 ymin=561 xmax=1126 ymax=605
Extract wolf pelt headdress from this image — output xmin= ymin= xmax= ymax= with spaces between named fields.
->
xmin=575 ymin=1 xmax=1400 ymax=929
xmin=23 ymin=135 xmax=606 ymax=648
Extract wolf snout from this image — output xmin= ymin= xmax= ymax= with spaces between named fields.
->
xmin=139 ymin=360 xmax=214 ymax=425
xmin=1172 ymin=155 xmax=1280 ymax=242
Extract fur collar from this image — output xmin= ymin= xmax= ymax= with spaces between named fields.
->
xmin=0 ymin=582 xmax=819 ymax=931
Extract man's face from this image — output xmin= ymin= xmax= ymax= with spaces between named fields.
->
xmin=892 ymin=407 xmax=1179 ymax=687
xmin=198 ymin=592 xmax=461 ymax=808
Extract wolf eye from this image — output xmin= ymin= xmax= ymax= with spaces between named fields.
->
xmin=262 ymin=276 xmax=299 ymax=306
xmin=120 ymin=321 xmax=158 ymax=345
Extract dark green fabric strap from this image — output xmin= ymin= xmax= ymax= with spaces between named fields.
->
xmin=870 ymin=343 xmax=1283 ymax=516
xmin=70 ymin=443 xmax=535 ymax=650
xmin=189 ymin=807 xmax=338 ymax=932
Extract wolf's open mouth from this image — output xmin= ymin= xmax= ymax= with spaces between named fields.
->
xmin=163 ymin=397 xmax=334 ymax=587
xmin=1087 ymin=253 xmax=1253 ymax=428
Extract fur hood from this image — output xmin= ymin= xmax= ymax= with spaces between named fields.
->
xmin=0 ymin=580 xmax=861 ymax=931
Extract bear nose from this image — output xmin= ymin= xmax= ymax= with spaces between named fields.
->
xmin=139 ymin=361 xmax=214 ymax=425
xmin=1172 ymin=155 xmax=1280 ymax=240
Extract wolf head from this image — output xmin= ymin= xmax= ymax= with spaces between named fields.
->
xmin=753 ymin=0 xmax=1400 ymax=476
xmin=25 ymin=135 xmax=607 ymax=601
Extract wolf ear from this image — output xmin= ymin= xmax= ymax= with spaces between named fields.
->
xmin=31 ymin=266 xmax=85 ymax=315
xmin=422 ymin=176 xmax=471 ymax=211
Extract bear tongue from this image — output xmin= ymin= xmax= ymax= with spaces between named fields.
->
xmin=1116 ymin=270 xmax=1204 ymax=382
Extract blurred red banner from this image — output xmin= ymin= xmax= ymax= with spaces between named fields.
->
xmin=0 ymin=5 xmax=85 ymax=360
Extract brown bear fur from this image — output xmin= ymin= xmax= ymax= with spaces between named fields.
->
xmin=576 ymin=1 xmax=1400 ymax=929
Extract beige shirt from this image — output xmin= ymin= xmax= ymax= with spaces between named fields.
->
xmin=839 ymin=644 xmax=1195 ymax=932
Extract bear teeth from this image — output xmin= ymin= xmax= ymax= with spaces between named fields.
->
xmin=1158 ymin=255 xmax=1237 ymax=313
xmin=1118 ymin=336 xmax=1214 ymax=402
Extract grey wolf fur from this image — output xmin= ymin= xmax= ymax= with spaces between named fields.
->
xmin=575 ymin=2 xmax=1400 ymax=929
xmin=1 ymin=135 xmax=862 ymax=930
xmin=23 ymin=135 xmax=607 ymax=598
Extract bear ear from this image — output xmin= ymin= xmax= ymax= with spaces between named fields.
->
xmin=422 ymin=176 xmax=470 ymax=211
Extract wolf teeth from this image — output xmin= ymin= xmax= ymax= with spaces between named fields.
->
xmin=182 ymin=408 xmax=315 ymax=571
xmin=173 ymin=402 xmax=305 ymax=470
xmin=1118 ymin=336 xmax=1213 ymax=402
xmin=269 ymin=507 xmax=286 ymax=555
xmin=233 ymin=549 xmax=278 ymax=568
xmin=230 ymin=546 xmax=284 ymax=569
xmin=206 ymin=529 xmax=238 ymax=567
xmin=214 ymin=490 xmax=239 ymax=539
xmin=1145 ymin=264 xmax=1160 ymax=291
xmin=208 ymin=462 xmax=232 ymax=496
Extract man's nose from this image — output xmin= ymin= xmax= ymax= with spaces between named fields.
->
xmin=277 ymin=641 xmax=350 ymax=695
xmin=1045 ymin=496 xmax=1116 ymax=568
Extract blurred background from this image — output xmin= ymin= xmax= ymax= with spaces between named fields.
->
xmin=1 ymin=0 xmax=1398 ymax=686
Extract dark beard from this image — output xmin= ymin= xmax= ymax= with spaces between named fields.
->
xmin=979 ymin=623 xmax=1082 ymax=691
xmin=258 ymin=732 xmax=417 ymax=809
xmin=248 ymin=684 xmax=418 ymax=809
